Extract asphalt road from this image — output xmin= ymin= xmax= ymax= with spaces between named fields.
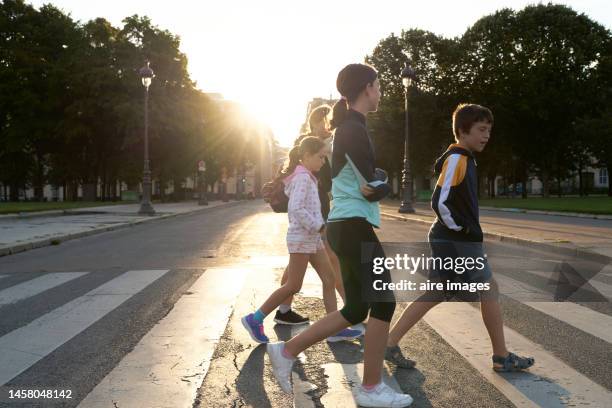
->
xmin=0 ymin=201 xmax=609 ymax=407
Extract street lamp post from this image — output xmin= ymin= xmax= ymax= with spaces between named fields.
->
xmin=399 ymin=62 xmax=417 ymax=214
xmin=138 ymin=62 xmax=156 ymax=216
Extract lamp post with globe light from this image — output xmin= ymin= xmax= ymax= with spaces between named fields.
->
xmin=138 ymin=62 xmax=156 ymax=216
xmin=399 ymin=62 xmax=418 ymax=214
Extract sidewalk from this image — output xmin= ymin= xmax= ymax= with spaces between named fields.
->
xmin=380 ymin=200 xmax=612 ymax=262
xmin=0 ymin=200 xmax=241 ymax=257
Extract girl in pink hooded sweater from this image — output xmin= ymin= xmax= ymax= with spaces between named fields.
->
xmin=284 ymin=154 xmax=326 ymax=254
xmin=242 ymin=137 xmax=362 ymax=344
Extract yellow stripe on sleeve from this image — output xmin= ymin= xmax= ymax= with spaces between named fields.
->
xmin=436 ymin=155 xmax=467 ymax=187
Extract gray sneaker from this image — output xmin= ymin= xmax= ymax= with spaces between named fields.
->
xmin=385 ymin=345 xmax=416 ymax=369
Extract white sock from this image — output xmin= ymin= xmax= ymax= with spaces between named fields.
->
xmin=278 ymin=304 xmax=291 ymax=314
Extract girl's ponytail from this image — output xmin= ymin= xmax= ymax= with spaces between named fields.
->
xmin=281 ymin=145 xmax=301 ymax=177
xmin=330 ymin=63 xmax=378 ymax=130
xmin=277 ymin=137 xmax=325 ymax=179
xmin=329 ymin=98 xmax=348 ymax=130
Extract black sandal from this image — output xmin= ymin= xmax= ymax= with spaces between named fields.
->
xmin=492 ymin=352 xmax=534 ymax=372
xmin=385 ymin=345 xmax=417 ymax=369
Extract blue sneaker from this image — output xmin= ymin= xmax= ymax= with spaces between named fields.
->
xmin=327 ymin=327 xmax=363 ymax=343
xmin=241 ymin=313 xmax=270 ymax=343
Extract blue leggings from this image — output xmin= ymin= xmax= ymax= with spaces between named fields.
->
xmin=326 ymin=218 xmax=396 ymax=324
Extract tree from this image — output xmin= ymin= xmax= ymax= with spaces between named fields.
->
xmin=365 ymin=4 xmax=611 ymax=199
xmin=367 ymin=30 xmax=455 ymax=192
xmin=459 ymin=4 xmax=610 ymax=197
xmin=1 ymin=5 xmax=269 ymax=202
xmin=0 ymin=0 xmax=84 ymax=200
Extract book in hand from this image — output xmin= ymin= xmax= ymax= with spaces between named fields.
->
xmin=367 ymin=168 xmax=388 ymax=187
xmin=344 ymin=153 xmax=389 ymax=188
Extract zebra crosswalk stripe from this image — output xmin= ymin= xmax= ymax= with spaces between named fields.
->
xmin=424 ymin=301 xmax=612 ymax=407
xmin=522 ymin=268 xmax=612 ymax=300
xmin=495 ymin=273 xmax=612 ymax=343
xmin=78 ymin=267 xmax=248 ymax=408
xmin=319 ymin=363 xmax=404 ymax=408
xmin=0 ymin=270 xmax=169 ymax=386
xmin=0 ymin=272 xmax=88 ymax=306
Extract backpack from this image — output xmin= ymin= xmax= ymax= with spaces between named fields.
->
xmin=261 ymin=178 xmax=288 ymax=213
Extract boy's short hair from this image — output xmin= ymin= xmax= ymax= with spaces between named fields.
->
xmin=452 ymin=104 xmax=494 ymax=141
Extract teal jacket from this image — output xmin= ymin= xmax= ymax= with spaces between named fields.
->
xmin=328 ymin=110 xmax=391 ymax=227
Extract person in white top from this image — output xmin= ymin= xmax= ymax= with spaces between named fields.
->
xmin=284 ymin=161 xmax=326 ymax=253
xmin=274 ymin=105 xmax=349 ymax=327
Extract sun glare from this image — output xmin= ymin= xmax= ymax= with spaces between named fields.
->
xmin=236 ymin=95 xmax=304 ymax=147
xmin=201 ymin=61 xmax=331 ymax=148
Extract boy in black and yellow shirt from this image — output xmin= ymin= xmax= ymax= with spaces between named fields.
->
xmin=383 ymin=104 xmax=535 ymax=373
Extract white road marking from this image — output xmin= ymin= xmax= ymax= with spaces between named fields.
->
xmin=424 ymin=302 xmax=612 ymax=407
xmin=0 ymin=270 xmax=169 ymax=386
xmin=496 ymin=273 xmax=612 ymax=343
xmin=0 ymin=272 xmax=88 ymax=306
xmin=78 ymin=267 xmax=248 ymax=408
xmin=320 ymin=363 xmax=406 ymax=408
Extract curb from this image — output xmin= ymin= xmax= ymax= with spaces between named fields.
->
xmin=380 ymin=211 xmax=612 ymax=265
xmin=0 ymin=206 xmax=137 ymax=219
xmin=0 ymin=210 xmax=67 ymax=219
xmin=0 ymin=201 xmax=243 ymax=258
xmin=479 ymin=206 xmax=612 ymax=220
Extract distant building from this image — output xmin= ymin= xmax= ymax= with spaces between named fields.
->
xmin=204 ymin=92 xmax=224 ymax=102
xmin=491 ymin=165 xmax=609 ymax=196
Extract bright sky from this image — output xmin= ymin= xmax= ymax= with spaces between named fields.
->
xmin=30 ymin=0 xmax=611 ymax=146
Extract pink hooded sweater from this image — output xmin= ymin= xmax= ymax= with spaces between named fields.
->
xmin=283 ymin=164 xmax=325 ymax=243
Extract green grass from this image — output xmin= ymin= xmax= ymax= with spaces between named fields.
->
xmin=478 ymin=196 xmax=612 ymax=215
xmin=0 ymin=201 xmax=132 ymax=215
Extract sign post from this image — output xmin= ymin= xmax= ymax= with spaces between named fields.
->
xmin=198 ymin=161 xmax=208 ymax=206
xmin=221 ymin=167 xmax=229 ymax=202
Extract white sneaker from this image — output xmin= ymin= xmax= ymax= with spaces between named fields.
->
xmin=355 ymin=382 xmax=413 ymax=407
xmin=266 ymin=342 xmax=294 ymax=393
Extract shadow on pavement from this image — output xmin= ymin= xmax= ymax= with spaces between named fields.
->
xmin=235 ymin=344 xmax=274 ymax=408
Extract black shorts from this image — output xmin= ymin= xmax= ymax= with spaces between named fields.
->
xmin=427 ymin=238 xmax=493 ymax=301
